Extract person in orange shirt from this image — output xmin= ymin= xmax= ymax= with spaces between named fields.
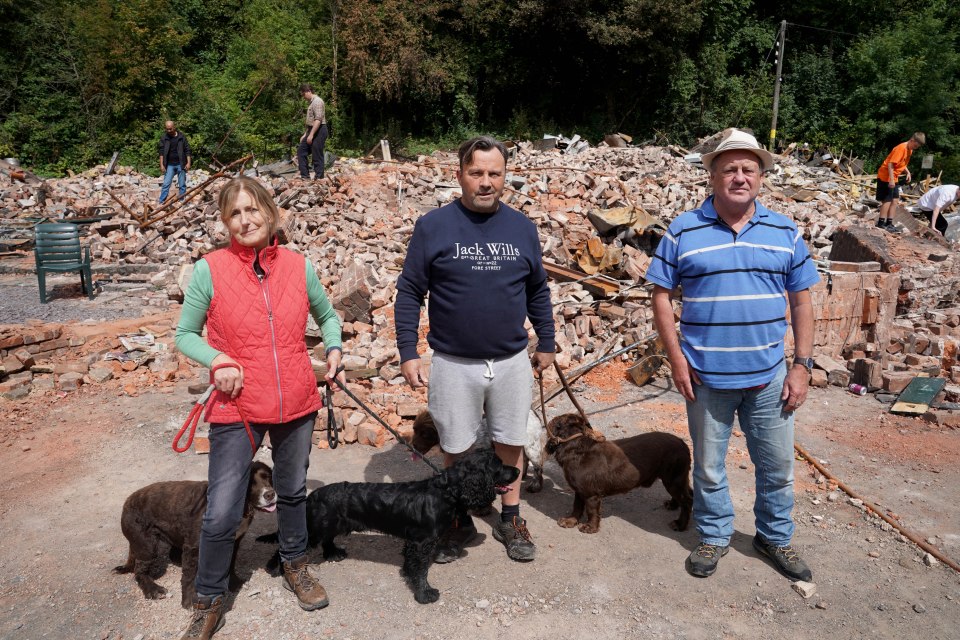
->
xmin=875 ymin=132 xmax=925 ymax=232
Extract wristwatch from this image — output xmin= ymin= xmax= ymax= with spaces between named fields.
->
xmin=792 ymin=356 xmax=815 ymax=372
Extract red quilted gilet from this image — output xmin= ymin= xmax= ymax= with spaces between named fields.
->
xmin=203 ymin=238 xmax=321 ymax=424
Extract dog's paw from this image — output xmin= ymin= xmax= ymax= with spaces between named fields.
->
xmin=577 ymin=523 xmax=599 ymax=534
xmin=323 ymin=546 xmax=348 ymax=562
xmin=669 ymin=518 xmax=689 ymax=532
xmin=524 ymin=473 xmax=544 ymax=493
xmin=143 ymin=585 xmax=167 ymax=600
xmin=414 ymin=587 xmax=440 ymax=604
xmin=471 ymin=504 xmax=494 ymax=517
xmin=557 ymin=516 xmax=579 ymax=528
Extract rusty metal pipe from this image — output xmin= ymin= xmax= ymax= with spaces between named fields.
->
xmin=794 ymin=440 xmax=960 ymax=573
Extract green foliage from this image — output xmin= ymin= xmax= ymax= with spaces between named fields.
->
xmin=0 ymin=0 xmax=957 ymax=180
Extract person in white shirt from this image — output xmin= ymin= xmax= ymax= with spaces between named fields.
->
xmin=918 ymin=184 xmax=959 ymax=235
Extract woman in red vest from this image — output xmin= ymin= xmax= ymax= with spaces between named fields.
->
xmin=175 ymin=176 xmax=343 ymax=639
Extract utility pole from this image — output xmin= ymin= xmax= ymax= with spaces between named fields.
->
xmin=769 ymin=20 xmax=786 ymax=152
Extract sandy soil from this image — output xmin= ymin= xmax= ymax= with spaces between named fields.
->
xmin=1 ymin=350 xmax=959 ymax=640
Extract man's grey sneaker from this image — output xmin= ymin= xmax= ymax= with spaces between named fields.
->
xmin=685 ymin=542 xmax=729 ymax=578
xmin=492 ymin=516 xmax=536 ymax=562
xmin=180 ymin=595 xmax=225 ymax=640
xmin=752 ymin=534 xmax=813 ymax=581
xmin=434 ymin=516 xmax=478 ymax=564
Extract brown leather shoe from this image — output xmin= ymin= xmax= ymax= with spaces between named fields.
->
xmin=180 ymin=595 xmax=225 ymax=639
xmin=282 ymin=556 xmax=329 ymax=610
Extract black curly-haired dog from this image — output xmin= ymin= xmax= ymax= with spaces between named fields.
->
xmin=114 ymin=461 xmax=276 ymax=608
xmin=259 ymin=449 xmax=519 ymax=604
xmin=546 ymin=414 xmax=692 ymax=533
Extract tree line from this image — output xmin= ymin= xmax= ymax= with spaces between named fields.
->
xmin=1 ymin=0 xmax=957 ymax=179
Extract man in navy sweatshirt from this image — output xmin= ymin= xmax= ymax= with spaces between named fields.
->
xmin=395 ymin=136 xmax=556 ymax=563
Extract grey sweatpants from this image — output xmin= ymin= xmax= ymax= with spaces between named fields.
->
xmin=427 ymin=349 xmax=533 ymax=454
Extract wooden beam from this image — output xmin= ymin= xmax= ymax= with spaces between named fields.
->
xmin=543 ymin=259 xmax=620 ymax=297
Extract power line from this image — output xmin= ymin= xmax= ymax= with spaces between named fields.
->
xmin=733 ymin=23 xmax=780 ymax=128
xmin=785 ymin=21 xmax=858 ymax=38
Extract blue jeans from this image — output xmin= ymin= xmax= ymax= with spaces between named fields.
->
xmin=686 ymin=365 xmax=795 ymax=547
xmin=195 ymin=412 xmax=316 ymax=597
xmin=159 ymin=164 xmax=187 ymax=203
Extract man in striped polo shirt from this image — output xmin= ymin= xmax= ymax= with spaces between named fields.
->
xmin=647 ymin=129 xmax=820 ymax=582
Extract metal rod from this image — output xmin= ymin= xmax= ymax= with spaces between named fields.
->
xmin=794 ymin=440 xmax=960 ymax=573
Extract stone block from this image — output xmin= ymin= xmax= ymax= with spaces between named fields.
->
xmin=58 ymin=371 xmax=85 ymax=391
xmin=0 ymin=334 xmax=24 ymax=350
xmin=357 ymin=423 xmax=387 ymax=447
xmin=882 ymin=372 xmax=914 ymax=393
xmin=2 ymin=356 xmax=24 ymax=375
xmin=331 ymin=261 xmax=377 ymax=324
xmin=341 ymin=354 xmax=369 ymax=370
xmin=810 ymin=369 xmax=828 ymax=387
xmin=397 ymin=403 xmax=423 ymax=418
xmin=88 ymin=366 xmax=114 ymax=383
xmin=827 ymin=369 xmax=851 ymax=387
xmin=54 ymin=362 xmax=90 ymax=375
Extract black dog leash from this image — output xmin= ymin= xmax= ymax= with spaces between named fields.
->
xmin=329 ymin=366 xmax=442 ymax=475
xmin=325 ymin=382 xmax=338 ymax=449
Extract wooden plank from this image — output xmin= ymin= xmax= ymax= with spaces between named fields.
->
xmin=543 ymin=260 xmax=619 ymax=297
xmin=890 ymin=377 xmax=946 ymax=414
xmin=828 ymin=261 xmax=881 ymax=273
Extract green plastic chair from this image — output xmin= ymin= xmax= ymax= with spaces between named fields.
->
xmin=34 ymin=223 xmax=94 ymax=303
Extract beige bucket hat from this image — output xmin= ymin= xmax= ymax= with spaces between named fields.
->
xmin=700 ymin=129 xmax=774 ymax=173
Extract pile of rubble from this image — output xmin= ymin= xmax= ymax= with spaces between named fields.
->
xmin=3 ymin=133 xmax=960 ymax=443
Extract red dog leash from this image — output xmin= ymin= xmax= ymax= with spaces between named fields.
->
xmin=172 ymin=363 xmax=256 ymax=455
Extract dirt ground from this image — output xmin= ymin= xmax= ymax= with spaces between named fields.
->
xmin=1 ymin=282 xmax=960 ymax=639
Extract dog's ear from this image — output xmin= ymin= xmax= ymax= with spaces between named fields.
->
xmin=412 ymin=410 xmax=433 ymax=431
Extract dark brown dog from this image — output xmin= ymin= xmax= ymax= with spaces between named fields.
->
xmin=114 ymin=461 xmax=276 ymax=608
xmin=545 ymin=414 xmax=692 ymax=533
xmin=410 ymin=409 xmax=545 ymax=492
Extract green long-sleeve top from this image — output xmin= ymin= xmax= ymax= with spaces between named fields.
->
xmin=175 ymin=258 xmax=342 ymax=368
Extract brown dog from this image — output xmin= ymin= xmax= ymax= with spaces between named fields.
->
xmin=114 ymin=461 xmax=276 ymax=608
xmin=410 ymin=410 xmax=545 ymax=492
xmin=545 ymin=414 xmax=692 ymax=533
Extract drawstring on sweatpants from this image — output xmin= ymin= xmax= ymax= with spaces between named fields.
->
xmin=483 ymin=359 xmax=495 ymax=380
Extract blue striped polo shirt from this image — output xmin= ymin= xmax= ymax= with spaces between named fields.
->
xmin=645 ymin=196 xmax=820 ymax=389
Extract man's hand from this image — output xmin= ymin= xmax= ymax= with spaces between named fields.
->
xmin=888 ymin=181 xmax=895 ymax=189
xmin=668 ymin=354 xmax=700 ymax=403
xmin=781 ymin=365 xmax=810 ymax=412
xmin=531 ymin=351 xmax=555 ymax=376
xmin=211 ymin=353 xmax=243 ymax=399
xmin=401 ymin=359 xmax=428 ymax=388
xmin=905 ymin=170 xmax=912 ymax=183
xmin=185 ymin=159 xmax=191 ymax=171
xmin=307 ymin=135 xmax=314 ymax=144
xmin=299 ymin=133 xmax=306 ymax=143
xmin=160 ymin=163 xmax=165 ymax=173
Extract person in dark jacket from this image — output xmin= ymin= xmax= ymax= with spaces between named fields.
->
xmin=394 ymin=136 xmax=556 ymax=565
xmin=158 ymin=121 xmax=192 ymax=204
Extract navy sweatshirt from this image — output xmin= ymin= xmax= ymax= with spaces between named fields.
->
xmin=395 ymin=199 xmax=556 ymax=362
